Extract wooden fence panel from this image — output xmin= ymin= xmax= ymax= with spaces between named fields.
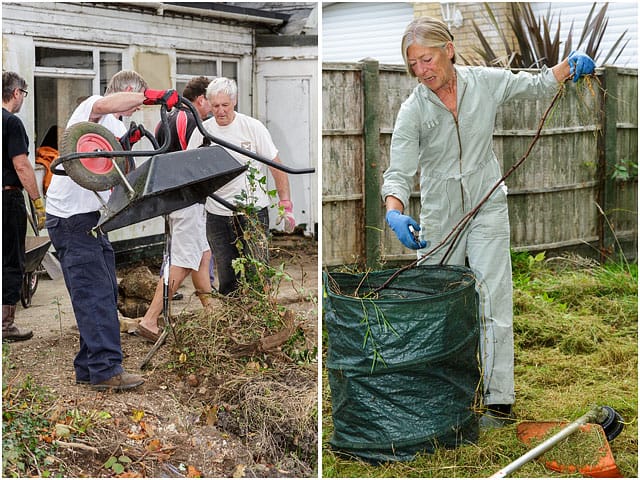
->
xmin=322 ymin=62 xmax=637 ymax=267
xmin=322 ymin=65 xmax=365 ymax=265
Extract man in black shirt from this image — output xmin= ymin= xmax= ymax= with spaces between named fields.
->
xmin=2 ymin=71 xmax=46 ymax=342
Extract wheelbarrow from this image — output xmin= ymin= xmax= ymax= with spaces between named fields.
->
xmin=50 ymin=95 xmax=315 ymax=367
xmin=21 ymin=236 xmax=51 ymax=308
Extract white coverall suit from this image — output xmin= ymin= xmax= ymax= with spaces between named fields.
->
xmin=381 ymin=65 xmax=559 ymax=406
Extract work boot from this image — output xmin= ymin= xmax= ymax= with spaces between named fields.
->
xmin=479 ymin=404 xmax=516 ymax=429
xmin=91 ymin=371 xmax=145 ymax=392
xmin=2 ymin=305 xmax=33 ymax=342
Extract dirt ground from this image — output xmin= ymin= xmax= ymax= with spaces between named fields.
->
xmin=4 ymin=235 xmax=319 ymax=478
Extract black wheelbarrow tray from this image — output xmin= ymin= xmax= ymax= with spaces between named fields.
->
xmin=22 ymin=236 xmax=52 ymax=308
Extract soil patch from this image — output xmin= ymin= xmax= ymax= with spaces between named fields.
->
xmin=4 ymin=237 xmax=318 ymax=478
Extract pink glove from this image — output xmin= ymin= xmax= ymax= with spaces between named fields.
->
xmin=277 ymin=199 xmax=296 ymax=233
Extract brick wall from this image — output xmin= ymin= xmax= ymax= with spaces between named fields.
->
xmin=412 ymin=2 xmax=515 ymax=65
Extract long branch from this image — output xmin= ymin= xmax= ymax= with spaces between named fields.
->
xmin=373 ymin=84 xmax=566 ymax=294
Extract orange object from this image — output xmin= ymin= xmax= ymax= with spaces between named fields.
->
xmin=517 ymin=421 xmax=622 ymax=478
xmin=35 ymin=146 xmax=58 ymax=194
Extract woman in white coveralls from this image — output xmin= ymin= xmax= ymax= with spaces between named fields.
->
xmin=381 ymin=16 xmax=595 ymax=428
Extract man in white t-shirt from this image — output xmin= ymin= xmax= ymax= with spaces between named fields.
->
xmin=187 ymin=77 xmax=295 ymax=295
xmin=45 ymin=70 xmax=178 ymax=391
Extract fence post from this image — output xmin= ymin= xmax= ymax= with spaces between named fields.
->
xmin=362 ymin=59 xmax=381 ymax=269
xmin=600 ymin=66 xmax=619 ymax=262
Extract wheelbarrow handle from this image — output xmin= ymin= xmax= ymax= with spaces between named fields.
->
xmin=182 ymin=95 xmax=316 ymax=175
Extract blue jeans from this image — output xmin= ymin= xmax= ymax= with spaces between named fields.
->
xmin=45 ymin=212 xmax=123 ymax=384
xmin=206 ymin=208 xmax=269 ymax=295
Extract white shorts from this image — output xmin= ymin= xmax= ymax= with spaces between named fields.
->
xmin=168 ymin=203 xmax=209 ymax=270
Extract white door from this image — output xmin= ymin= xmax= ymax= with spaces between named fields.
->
xmin=264 ymin=76 xmax=313 ymax=232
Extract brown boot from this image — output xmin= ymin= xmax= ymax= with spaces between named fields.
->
xmin=2 ymin=305 xmax=33 ymax=342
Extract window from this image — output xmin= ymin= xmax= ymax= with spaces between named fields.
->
xmin=176 ymin=56 xmax=239 ymax=104
xmin=33 ymin=45 xmax=122 ymax=149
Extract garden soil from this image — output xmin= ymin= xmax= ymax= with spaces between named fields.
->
xmin=4 ymin=236 xmax=319 ymax=478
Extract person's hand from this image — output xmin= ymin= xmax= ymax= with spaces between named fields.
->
xmin=33 ymin=197 xmax=46 ymax=230
xmin=568 ymin=51 xmax=595 ymax=83
xmin=385 ymin=209 xmax=427 ymax=249
xmin=143 ymin=89 xmax=179 ymax=110
xmin=277 ymin=199 xmax=296 ymax=233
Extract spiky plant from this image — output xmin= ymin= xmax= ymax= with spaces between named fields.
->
xmin=461 ymin=2 xmax=629 ymax=68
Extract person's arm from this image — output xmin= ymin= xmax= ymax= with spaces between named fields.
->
xmin=268 ymin=155 xmax=296 ymax=232
xmin=551 ymin=58 xmax=571 ymax=83
xmin=385 ymin=195 xmax=405 ymax=213
xmin=13 ymin=153 xmax=41 ymax=201
xmin=89 ymin=89 xmax=179 ymax=122
xmin=268 ymin=155 xmax=292 ymax=202
xmin=552 ymin=52 xmax=595 ymax=83
xmin=13 ymin=153 xmax=45 ymax=229
xmin=89 ymin=92 xmax=145 ymax=121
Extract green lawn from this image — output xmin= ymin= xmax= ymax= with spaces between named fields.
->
xmin=322 ymin=253 xmax=638 ymax=478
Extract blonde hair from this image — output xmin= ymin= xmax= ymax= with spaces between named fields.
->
xmin=105 ymin=70 xmax=148 ymax=94
xmin=401 ymin=16 xmax=456 ymax=76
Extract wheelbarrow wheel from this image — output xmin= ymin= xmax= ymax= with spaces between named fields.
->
xmin=60 ymin=121 xmax=126 ymax=191
xmin=20 ymin=271 xmax=38 ymax=308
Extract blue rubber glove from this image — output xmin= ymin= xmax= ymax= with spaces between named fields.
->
xmin=385 ymin=209 xmax=428 ymax=250
xmin=568 ymin=51 xmax=595 ymax=83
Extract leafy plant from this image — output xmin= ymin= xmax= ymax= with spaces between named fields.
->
xmin=462 ymin=2 xmax=629 ymax=68
xmin=103 ymin=455 xmax=132 ymax=475
xmin=611 ymin=157 xmax=638 ymax=182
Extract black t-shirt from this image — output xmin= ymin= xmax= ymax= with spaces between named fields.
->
xmin=2 ymin=107 xmax=29 ymax=187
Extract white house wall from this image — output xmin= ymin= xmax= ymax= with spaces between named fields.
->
xmin=530 ymin=2 xmax=638 ymax=68
xmin=3 ymin=2 xmax=316 ymax=246
xmin=322 ymin=2 xmax=414 ymax=64
xmin=255 ymin=44 xmax=318 ymax=235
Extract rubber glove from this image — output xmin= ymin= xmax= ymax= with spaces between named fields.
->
xmin=277 ymin=199 xmax=296 ymax=233
xmin=568 ymin=51 xmax=595 ymax=83
xmin=143 ymin=89 xmax=179 ymax=110
xmin=33 ymin=197 xmax=46 ymax=230
xmin=385 ymin=209 xmax=427 ymax=250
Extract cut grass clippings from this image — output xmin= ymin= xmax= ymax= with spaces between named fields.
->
xmin=322 ymin=253 xmax=638 ymax=478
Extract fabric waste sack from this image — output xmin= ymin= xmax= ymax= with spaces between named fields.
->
xmin=324 ymin=265 xmax=481 ymax=463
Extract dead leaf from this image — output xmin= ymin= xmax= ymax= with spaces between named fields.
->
xmin=232 ymin=464 xmax=245 ymax=478
xmin=116 ymin=471 xmax=143 ymax=478
xmin=146 ymin=439 xmax=162 ymax=452
xmin=187 ymin=465 xmax=202 ymax=478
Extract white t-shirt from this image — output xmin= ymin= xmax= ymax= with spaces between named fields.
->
xmin=46 ymin=95 xmax=127 ymax=218
xmin=186 ymin=112 xmax=278 ymax=216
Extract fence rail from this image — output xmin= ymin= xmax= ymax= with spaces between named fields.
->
xmin=322 ymin=62 xmax=637 ymax=267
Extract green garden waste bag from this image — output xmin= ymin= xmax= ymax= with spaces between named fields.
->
xmin=324 ymin=265 xmax=481 ymax=463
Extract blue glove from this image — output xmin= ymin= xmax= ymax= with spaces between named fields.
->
xmin=385 ymin=209 xmax=428 ymax=250
xmin=568 ymin=51 xmax=595 ymax=83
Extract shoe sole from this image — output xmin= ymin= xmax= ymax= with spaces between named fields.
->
xmin=90 ymin=380 xmax=144 ymax=392
xmin=136 ymin=324 xmax=161 ymax=343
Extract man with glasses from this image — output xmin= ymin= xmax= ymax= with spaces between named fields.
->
xmin=2 ymin=71 xmax=45 ymax=342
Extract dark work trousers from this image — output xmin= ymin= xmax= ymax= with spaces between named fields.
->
xmin=2 ymin=190 xmax=27 ymax=305
xmin=45 ymin=211 xmax=123 ymax=384
xmin=206 ymin=207 xmax=269 ymax=295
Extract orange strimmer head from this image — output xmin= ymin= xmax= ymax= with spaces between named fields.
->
xmin=517 ymin=420 xmax=622 ymax=477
